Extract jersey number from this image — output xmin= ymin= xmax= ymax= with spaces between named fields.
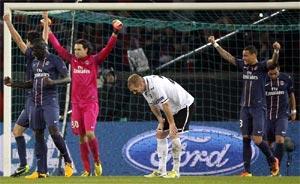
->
xmin=71 ymin=120 xmax=79 ymax=129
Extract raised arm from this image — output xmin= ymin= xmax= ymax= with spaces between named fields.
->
xmin=3 ymin=14 xmax=27 ymax=54
xmin=41 ymin=11 xmax=50 ymax=44
xmin=208 ymin=36 xmax=236 ymax=65
xmin=95 ymin=19 xmax=123 ymax=64
xmin=267 ymin=42 xmax=281 ymax=67
xmin=289 ymin=92 xmax=296 ymax=121
xmin=48 ymin=32 xmax=73 ymax=62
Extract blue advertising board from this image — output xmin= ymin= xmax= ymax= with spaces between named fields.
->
xmin=0 ymin=121 xmax=299 ymax=176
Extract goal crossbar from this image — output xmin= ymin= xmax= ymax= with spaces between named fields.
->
xmin=4 ymin=2 xmax=300 ymax=11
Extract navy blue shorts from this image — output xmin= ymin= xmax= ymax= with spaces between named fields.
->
xmin=30 ymin=104 xmax=60 ymax=130
xmin=239 ymin=106 xmax=266 ymax=136
xmin=265 ymin=118 xmax=288 ymax=142
xmin=15 ymin=97 xmax=33 ymax=128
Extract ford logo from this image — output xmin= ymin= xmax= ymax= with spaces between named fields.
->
xmin=122 ymin=125 xmax=259 ymax=175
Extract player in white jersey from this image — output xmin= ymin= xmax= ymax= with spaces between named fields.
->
xmin=128 ymin=74 xmax=195 ymax=178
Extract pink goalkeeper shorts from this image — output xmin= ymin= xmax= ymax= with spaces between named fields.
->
xmin=71 ymin=102 xmax=99 ymax=136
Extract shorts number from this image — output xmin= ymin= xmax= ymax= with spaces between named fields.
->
xmin=239 ymin=120 xmax=243 ymax=128
xmin=71 ymin=120 xmax=79 ymax=129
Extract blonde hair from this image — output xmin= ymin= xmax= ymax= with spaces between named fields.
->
xmin=127 ymin=74 xmax=143 ymax=88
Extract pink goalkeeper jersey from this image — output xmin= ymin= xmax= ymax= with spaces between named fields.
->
xmin=49 ymin=32 xmax=117 ymax=104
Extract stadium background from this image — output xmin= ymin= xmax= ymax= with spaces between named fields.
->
xmin=0 ymin=0 xmax=299 ymax=177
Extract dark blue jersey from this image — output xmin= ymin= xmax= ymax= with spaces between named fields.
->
xmin=236 ymin=59 xmax=268 ymax=107
xmin=32 ymin=53 xmax=68 ymax=105
xmin=265 ymin=73 xmax=294 ymax=120
xmin=25 ymin=48 xmax=35 ymax=97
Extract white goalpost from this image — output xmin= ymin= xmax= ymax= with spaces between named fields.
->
xmin=3 ymin=2 xmax=299 ymax=177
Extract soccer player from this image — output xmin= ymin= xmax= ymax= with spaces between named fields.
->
xmin=265 ymin=64 xmax=296 ymax=174
xmin=47 ymin=12 xmax=123 ymax=176
xmin=3 ymin=13 xmax=46 ymax=177
xmin=208 ymin=36 xmax=280 ymax=176
xmin=4 ymin=13 xmax=74 ymax=178
xmin=23 ymin=39 xmax=72 ymax=179
xmin=128 ymin=74 xmax=195 ymax=178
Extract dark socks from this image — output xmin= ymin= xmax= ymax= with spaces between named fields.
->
xmin=15 ymin=136 xmax=27 ymax=167
xmin=35 ymin=130 xmax=47 ymax=174
xmin=243 ymin=138 xmax=252 ymax=173
xmin=274 ymin=143 xmax=284 ymax=165
xmin=51 ymin=133 xmax=72 ymax=163
xmin=256 ymin=141 xmax=275 ymax=165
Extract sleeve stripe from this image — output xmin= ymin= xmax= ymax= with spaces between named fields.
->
xmin=161 ymin=98 xmax=169 ymax=104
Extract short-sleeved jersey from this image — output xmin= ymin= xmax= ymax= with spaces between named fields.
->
xmin=236 ymin=59 xmax=268 ymax=107
xmin=49 ymin=33 xmax=117 ymax=104
xmin=265 ymin=73 xmax=294 ymax=120
xmin=32 ymin=53 xmax=68 ymax=106
xmin=142 ymin=75 xmax=194 ymax=115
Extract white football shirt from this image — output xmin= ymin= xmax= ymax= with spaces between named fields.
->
xmin=142 ymin=75 xmax=194 ymax=114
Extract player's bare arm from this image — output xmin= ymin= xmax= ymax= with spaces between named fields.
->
xmin=289 ymin=92 xmax=297 ymax=121
xmin=267 ymin=41 xmax=281 ymax=67
xmin=41 ymin=11 xmax=51 ymax=44
xmin=3 ymin=14 xmax=27 ymax=54
xmin=4 ymin=76 xmax=32 ymax=89
xmin=162 ymin=102 xmax=177 ymax=137
xmin=43 ymin=75 xmax=71 ymax=86
xmin=208 ymin=36 xmax=236 ymax=65
xmin=150 ymin=105 xmax=164 ymax=126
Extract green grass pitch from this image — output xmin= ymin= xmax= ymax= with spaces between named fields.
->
xmin=1 ymin=176 xmax=300 ymax=184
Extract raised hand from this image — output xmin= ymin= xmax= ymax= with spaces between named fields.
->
xmin=208 ymin=36 xmax=216 ymax=44
xmin=273 ymin=41 xmax=281 ymax=50
xmin=112 ymin=19 xmax=123 ymax=34
xmin=40 ymin=11 xmax=52 ymax=26
xmin=3 ymin=14 xmax=10 ymax=22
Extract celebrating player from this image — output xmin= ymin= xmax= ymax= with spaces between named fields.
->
xmin=4 ymin=13 xmax=74 ymax=178
xmin=208 ymin=36 xmax=280 ymax=176
xmin=46 ymin=11 xmax=123 ymax=176
xmin=128 ymin=74 xmax=195 ymax=178
xmin=265 ymin=64 xmax=297 ymax=174
xmin=27 ymin=39 xmax=72 ymax=179
xmin=3 ymin=12 xmax=48 ymax=177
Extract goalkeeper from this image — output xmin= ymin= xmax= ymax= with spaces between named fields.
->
xmin=46 ymin=11 xmax=123 ymax=176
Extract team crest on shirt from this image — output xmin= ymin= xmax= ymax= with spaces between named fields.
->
xmin=84 ymin=60 xmax=90 ymax=65
xmin=45 ymin=61 xmax=50 ymax=65
xmin=280 ymin=81 xmax=285 ymax=86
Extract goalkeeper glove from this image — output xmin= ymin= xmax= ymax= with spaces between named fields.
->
xmin=112 ymin=19 xmax=123 ymax=35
